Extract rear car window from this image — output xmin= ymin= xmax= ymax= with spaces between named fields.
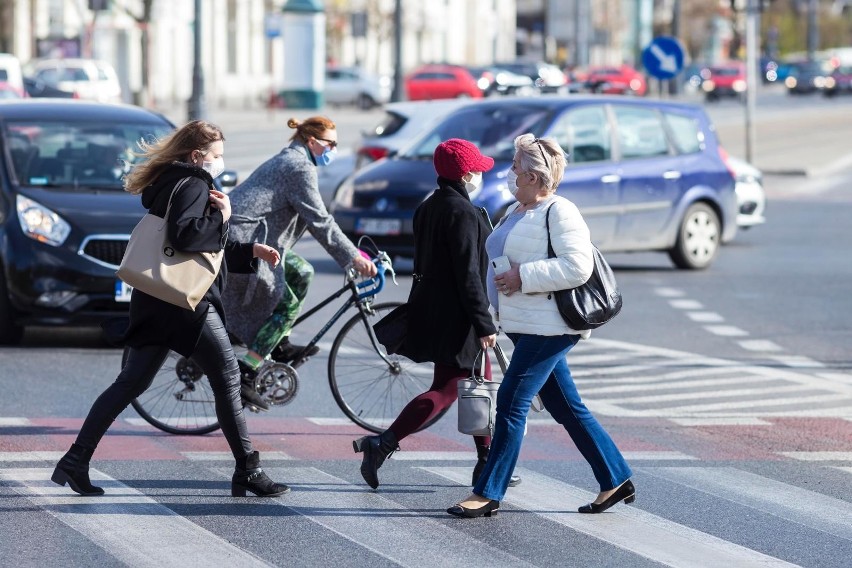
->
xmin=663 ymin=112 xmax=702 ymax=154
xmin=612 ymin=106 xmax=669 ymax=159
xmin=367 ymin=111 xmax=407 ymax=138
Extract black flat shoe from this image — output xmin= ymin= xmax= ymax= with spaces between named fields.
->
xmin=578 ymin=480 xmax=635 ymax=514
xmin=447 ymin=499 xmax=500 ymax=518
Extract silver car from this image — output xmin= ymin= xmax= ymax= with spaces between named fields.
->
xmin=325 ymin=67 xmax=392 ymax=110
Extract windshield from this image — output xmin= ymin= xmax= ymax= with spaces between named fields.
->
xmin=399 ymin=104 xmax=550 ymax=162
xmin=4 ymin=120 xmax=173 ymax=189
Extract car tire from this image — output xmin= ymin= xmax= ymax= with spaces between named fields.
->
xmin=668 ymin=202 xmax=720 ymax=270
xmin=357 ymin=93 xmax=375 ymax=110
xmin=0 ymin=273 xmax=24 ymax=345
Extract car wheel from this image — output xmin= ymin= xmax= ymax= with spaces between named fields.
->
xmin=357 ymin=93 xmax=375 ymax=110
xmin=0 ymin=273 xmax=24 ymax=345
xmin=668 ymin=202 xmax=720 ymax=270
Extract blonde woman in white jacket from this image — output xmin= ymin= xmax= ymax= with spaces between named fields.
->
xmin=447 ymin=134 xmax=634 ymax=519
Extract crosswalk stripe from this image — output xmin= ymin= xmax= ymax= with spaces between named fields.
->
xmin=0 ymin=451 xmax=64 ymax=462
xmin=0 ymin=418 xmax=30 ymax=426
xmin=599 ymin=384 xmax=814 ymax=405
xmin=669 ymin=417 xmax=772 ymax=426
xmin=421 ymin=466 xmax=797 ymax=568
xmin=390 ymin=451 xmax=474 ymax=461
xmin=648 ymin=467 xmax=852 ymax=541
xmin=779 ymin=451 xmax=852 ymax=461
xmin=621 ymin=451 xmax=697 ymax=461
xmin=235 ymin=466 xmax=536 ymax=568
xmin=580 ymin=375 xmax=777 ymax=395
xmin=0 ymin=468 xmax=272 ymax=567
xmin=704 ymin=325 xmax=749 ymax=337
xmin=182 ymin=451 xmax=292 ymax=461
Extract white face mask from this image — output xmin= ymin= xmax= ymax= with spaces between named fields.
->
xmin=202 ymin=158 xmax=225 ymax=179
xmin=506 ymin=169 xmax=519 ymax=196
xmin=463 ymin=171 xmax=483 ymax=192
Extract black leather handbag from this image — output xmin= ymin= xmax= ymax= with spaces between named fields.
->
xmin=544 ymin=203 xmax=622 ymax=330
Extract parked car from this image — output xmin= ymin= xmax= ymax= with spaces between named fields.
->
xmin=325 ymin=66 xmax=392 ymax=109
xmin=585 ymin=65 xmax=647 ymax=96
xmin=727 ymin=156 xmax=766 ymax=229
xmin=331 ymin=96 xmax=738 ymax=270
xmin=467 ymin=66 xmax=536 ymax=97
xmin=404 ymin=64 xmax=483 ymax=101
xmin=0 ymin=100 xmax=236 ymax=343
xmin=22 ymin=77 xmax=77 ymax=99
xmin=496 ymin=61 xmax=567 ymax=93
xmin=703 ymin=62 xmax=747 ymax=101
xmin=27 ymin=58 xmax=122 ymax=103
xmin=823 ymin=65 xmax=852 ymax=97
xmin=0 ymin=53 xmax=24 ymax=93
xmin=784 ymin=60 xmax=830 ymax=94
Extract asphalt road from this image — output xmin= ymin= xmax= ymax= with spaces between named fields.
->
xmin=1 ymin=93 xmax=851 ymax=568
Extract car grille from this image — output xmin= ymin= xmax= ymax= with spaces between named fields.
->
xmin=79 ymin=237 xmax=130 ymax=269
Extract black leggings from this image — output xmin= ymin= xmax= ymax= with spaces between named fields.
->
xmin=76 ymin=308 xmax=252 ymax=459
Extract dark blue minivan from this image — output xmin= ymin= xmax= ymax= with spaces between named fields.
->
xmin=331 ymin=96 xmax=737 ymax=270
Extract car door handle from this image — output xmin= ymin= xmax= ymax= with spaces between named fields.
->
xmin=663 ymin=170 xmax=682 ymax=180
xmin=600 ymin=174 xmax=621 ymax=184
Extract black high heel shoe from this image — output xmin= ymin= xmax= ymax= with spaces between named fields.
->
xmin=446 ymin=499 xmax=500 ymax=518
xmin=578 ymin=479 xmax=635 ymax=514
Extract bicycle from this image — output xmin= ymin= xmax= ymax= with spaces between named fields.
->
xmin=126 ymin=246 xmax=446 ymax=435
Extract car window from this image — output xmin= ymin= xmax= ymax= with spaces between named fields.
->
xmin=4 ymin=121 xmax=173 ymax=189
xmin=97 ymin=67 xmax=109 ymax=81
xmin=663 ymin=112 xmax=702 ymax=154
xmin=60 ymin=67 xmax=90 ymax=82
xmin=401 ymin=104 xmax=550 ymax=161
xmin=35 ymin=68 xmax=58 ymax=84
xmin=0 ymin=70 xmax=7 ymax=81
xmin=549 ymin=105 xmax=612 ymax=164
xmin=612 ymin=106 xmax=669 ymax=160
xmin=366 ymin=111 xmax=407 ymax=138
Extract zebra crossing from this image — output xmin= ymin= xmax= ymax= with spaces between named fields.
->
xmin=1 ymin=456 xmax=851 ymax=567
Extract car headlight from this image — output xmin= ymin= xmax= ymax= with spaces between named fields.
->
xmin=733 ymin=79 xmax=746 ymax=92
xmin=785 ymin=77 xmax=797 ymax=88
xmin=825 ymin=76 xmax=836 ymax=88
xmin=702 ymin=80 xmax=716 ymax=92
xmin=331 ymin=176 xmax=355 ymax=211
xmin=16 ymin=195 xmax=71 ymax=246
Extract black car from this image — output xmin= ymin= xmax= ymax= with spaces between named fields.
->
xmin=0 ymin=100 xmax=233 ymax=343
xmin=784 ymin=61 xmax=828 ymax=94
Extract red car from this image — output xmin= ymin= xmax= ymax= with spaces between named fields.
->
xmin=702 ymin=62 xmax=747 ymax=101
xmin=404 ymin=64 xmax=484 ymax=101
xmin=585 ymin=65 xmax=647 ymax=96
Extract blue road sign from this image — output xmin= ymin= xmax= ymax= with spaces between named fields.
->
xmin=642 ymin=36 xmax=685 ymax=80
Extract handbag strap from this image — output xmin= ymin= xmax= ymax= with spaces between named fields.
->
xmin=159 ymin=177 xmax=194 ymax=229
xmin=544 ymin=202 xmax=557 ymax=260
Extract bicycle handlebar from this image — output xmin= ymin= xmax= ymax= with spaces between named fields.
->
xmin=350 ymin=250 xmax=396 ymax=300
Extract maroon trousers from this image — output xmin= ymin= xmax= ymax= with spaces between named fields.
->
xmin=388 ymin=357 xmax=492 ymax=448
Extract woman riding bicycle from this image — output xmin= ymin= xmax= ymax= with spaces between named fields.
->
xmin=222 ymin=116 xmax=376 ymax=409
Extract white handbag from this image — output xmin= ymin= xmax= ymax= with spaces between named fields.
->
xmin=116 ymin=178 xmax=224 ymax=310
xmin=457 ymin=344 xmax=509 ymax=437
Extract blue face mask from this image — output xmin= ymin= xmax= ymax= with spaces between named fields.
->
xmin=316 ymin=146 xmax=337 ymax=167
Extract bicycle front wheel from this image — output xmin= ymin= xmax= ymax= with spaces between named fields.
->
xmin=329 ymin=302 xmax=443 ymax=433
xmin=127 ymin=347 xmax=221 ymax=435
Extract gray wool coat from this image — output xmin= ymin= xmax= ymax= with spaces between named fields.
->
xmin=221 ymin=141 xmax=359 ymax=345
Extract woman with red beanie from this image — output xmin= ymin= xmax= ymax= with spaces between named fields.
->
xmin=353 ymin=138 xmax=520 ymax=490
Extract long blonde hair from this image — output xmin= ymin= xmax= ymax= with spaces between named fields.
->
xmin=514 ymin=133 xmax=566 ymax=192
xmin=123 ymin=120 xmax=225 ymax=195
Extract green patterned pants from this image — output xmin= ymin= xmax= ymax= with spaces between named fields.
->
xmin=249 ymin=250 xmax=314 ymax=357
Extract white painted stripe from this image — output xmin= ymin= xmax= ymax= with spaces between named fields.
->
xmin=391 ymin=451 xmax=473 ymax=461
xmin=669 ymin=299 xmax=704 ymax=309
xmin=568 ymin=352 xmax=656 ymax=365
xmin=704 ymin=325 xmax=749 ymax=337
xmin=181 ymin=451 xmax=292 ymax=461
xmin=655 ymin=287 xmax=685 ymax=297
xmin=650 ymin=467 xmax=852 ymax=542
xmin=621 ymin=451 xmax=697 ymax=461
xmin=246 ymin=467 xmax=535 ymax=568
xmin=738 ymin=340 xmax=783 ymax=352
xmin=0 ymin=417 xmax=30 ymax=426
xmin=123 ymin=417 xmax=217 ymax=428
xmin=0 ymin=451 xmax=64 ymax=462
xmin=816 ymin=372 xmax=852 ymax=385
xmin=581 ymin=375 xmax=778 ymax=395
xmin=601 ymin=384 xmax=814 ymax=405
xmin=422 ymin=467 xmax=795 ymax=568
xmin=833 ymin=466 xmax=852 ymax=475
xmin=780 ymin=451 xmax=852 ymax=461
xmin=769 ymin=355 xmax=827 ymax=369
xmin=587 ymin=393 xmax=849 ymax=418
xmin=306 ymin=417 xmax=394 ymax=427
xmin=670 ymin=417 xmax=772 ymax=426
xmin=572 ymin=364 xmax=655 ymax=377
xmin=686 ymin=312 xmax=725 ymax=323
xmin=0 ymin=468 xmax=272 ymax=567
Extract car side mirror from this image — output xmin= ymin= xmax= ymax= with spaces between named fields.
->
xmin=218 ymin=169 xmax=238 ymax=189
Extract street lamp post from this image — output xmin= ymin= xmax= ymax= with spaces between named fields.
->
xmin=390 ymin=0 xmax=403 ymax=102
xmin=188 ymin=0 xmax=207 ymax=121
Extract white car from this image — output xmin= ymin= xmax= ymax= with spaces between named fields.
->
xmin=325 ymin=67 xmax=392 ymax=110
xmin=728 ymin=156 xmax=767 ymax=229
xmin=28 ymin=58 xmax=122 ymax=103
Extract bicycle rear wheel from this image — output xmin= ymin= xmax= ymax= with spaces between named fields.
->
xmin=127 ymin=347 xmax=221 ymax=435
xmin=328 ymin=302 xmax=446 ymax=433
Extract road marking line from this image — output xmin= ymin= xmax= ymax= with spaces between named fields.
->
xmin=306 ymin=417 xmax=393 ymax=427
xmin=421 ymin=467 xmax=795 ymax=568
xmin=669 ymin=417 xmax=772 ymax=426
xmin=0 ymin=468 xmax=272 ymax=567
xmin=779 ymin=452 xmax=852 ymax=461
xmin=655 ymin=287 xmax=685 ymax=297
xmin=601 ymin=384 xmax=815 ymax=405
xmin=390 ymin=451 xmax=473 ymax=461
xmin=769 ymin=355 xmax=826 ymax=369
xmin=686 ymin=312 xmax=725 ymax=323
xmin=572 ymin=364 xmax=655 ymax=377
xmin=0 ymin=451 xmax=64 ymax=462
xmin=648 ymin=466 xmax=852 ymax=542
xmin=816 ymin=372 xmax=852 ymax=385
xmin=738 ymin=340 xmax=783 ymax=352
xmin=236 ymin=466 xmax=535 ymax=568
xmin=621 ymin=451 xmax=698 ymax=460
xmin=568 ymin=351 xmax=657 ymax=365
xmin=833 ymin=467 xmax=852 ymax=475
xmin=181 ymin=451 xmax=292 ymax=461
xmin=588 ymin=394 xmax=849 ymax=417
xmin=669 ymin=299 xmax=704 ymax=309
xmin=581 ymin=375 xmax=778 ymax=395
xmin=704 ymin=325 xmax=749 ymax=337
xmin=122 ymin=417 xmax=218 ymax=428
xmin=0 ymin=418 xmax=30 ymax=426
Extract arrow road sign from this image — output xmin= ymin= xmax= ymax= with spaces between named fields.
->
xmin=642 ymin=36 xmax=685 ymax=80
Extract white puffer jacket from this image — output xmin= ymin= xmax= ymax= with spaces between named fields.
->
xmin=496 ymin=195 xmax=594 ymax=338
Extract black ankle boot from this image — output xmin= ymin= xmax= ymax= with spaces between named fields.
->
xmin=353 ymin=430 xmax=398 ymax=489
xmin=271 ymin=338 xmax=319 ymax=364
xmin=232 ymin=451 xmax=290 ymax=497
xmin=237 ymin=363 xmax=269 ymax=412
xmin=471 ymin=446 xmax=522 ymax=488
xmin=51 ymin=444 xmax=104 ymax=496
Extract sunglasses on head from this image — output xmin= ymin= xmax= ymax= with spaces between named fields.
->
xmin=315 ymin=137 xmax=338 ymax=149
xmin=533 ymin=138 xmax=549 ymax=167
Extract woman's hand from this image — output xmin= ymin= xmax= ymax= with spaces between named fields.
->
xmin=208 ymin=189 xmax=232 ymax=222
xmin=494 ymin=263 xmax=521 ymax=296
xmin=253 ymin=243 xmax=280 ymax=268
xmin=479 ymin=334 xmax=497 ymax=350
xmin=351 ymin=254 xmax=378 ymax=277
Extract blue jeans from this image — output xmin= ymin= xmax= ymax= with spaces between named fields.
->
xmin=473 ymin=333 xmax=632 ymax=501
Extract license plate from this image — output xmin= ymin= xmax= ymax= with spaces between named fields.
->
xmin=114 ymin=280 xmax=133 ymax=302
xmin=356 ymin=218 xmax=401 ymax=236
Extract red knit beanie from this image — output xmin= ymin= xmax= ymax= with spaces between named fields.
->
xmin=433 ymin=138 xmax=495 ymax=180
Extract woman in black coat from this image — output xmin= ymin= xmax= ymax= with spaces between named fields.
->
xmin=52 ymin=120 xmax=288 ymax=498
xmin=353 ymin=139 xmax=519 ymax=490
